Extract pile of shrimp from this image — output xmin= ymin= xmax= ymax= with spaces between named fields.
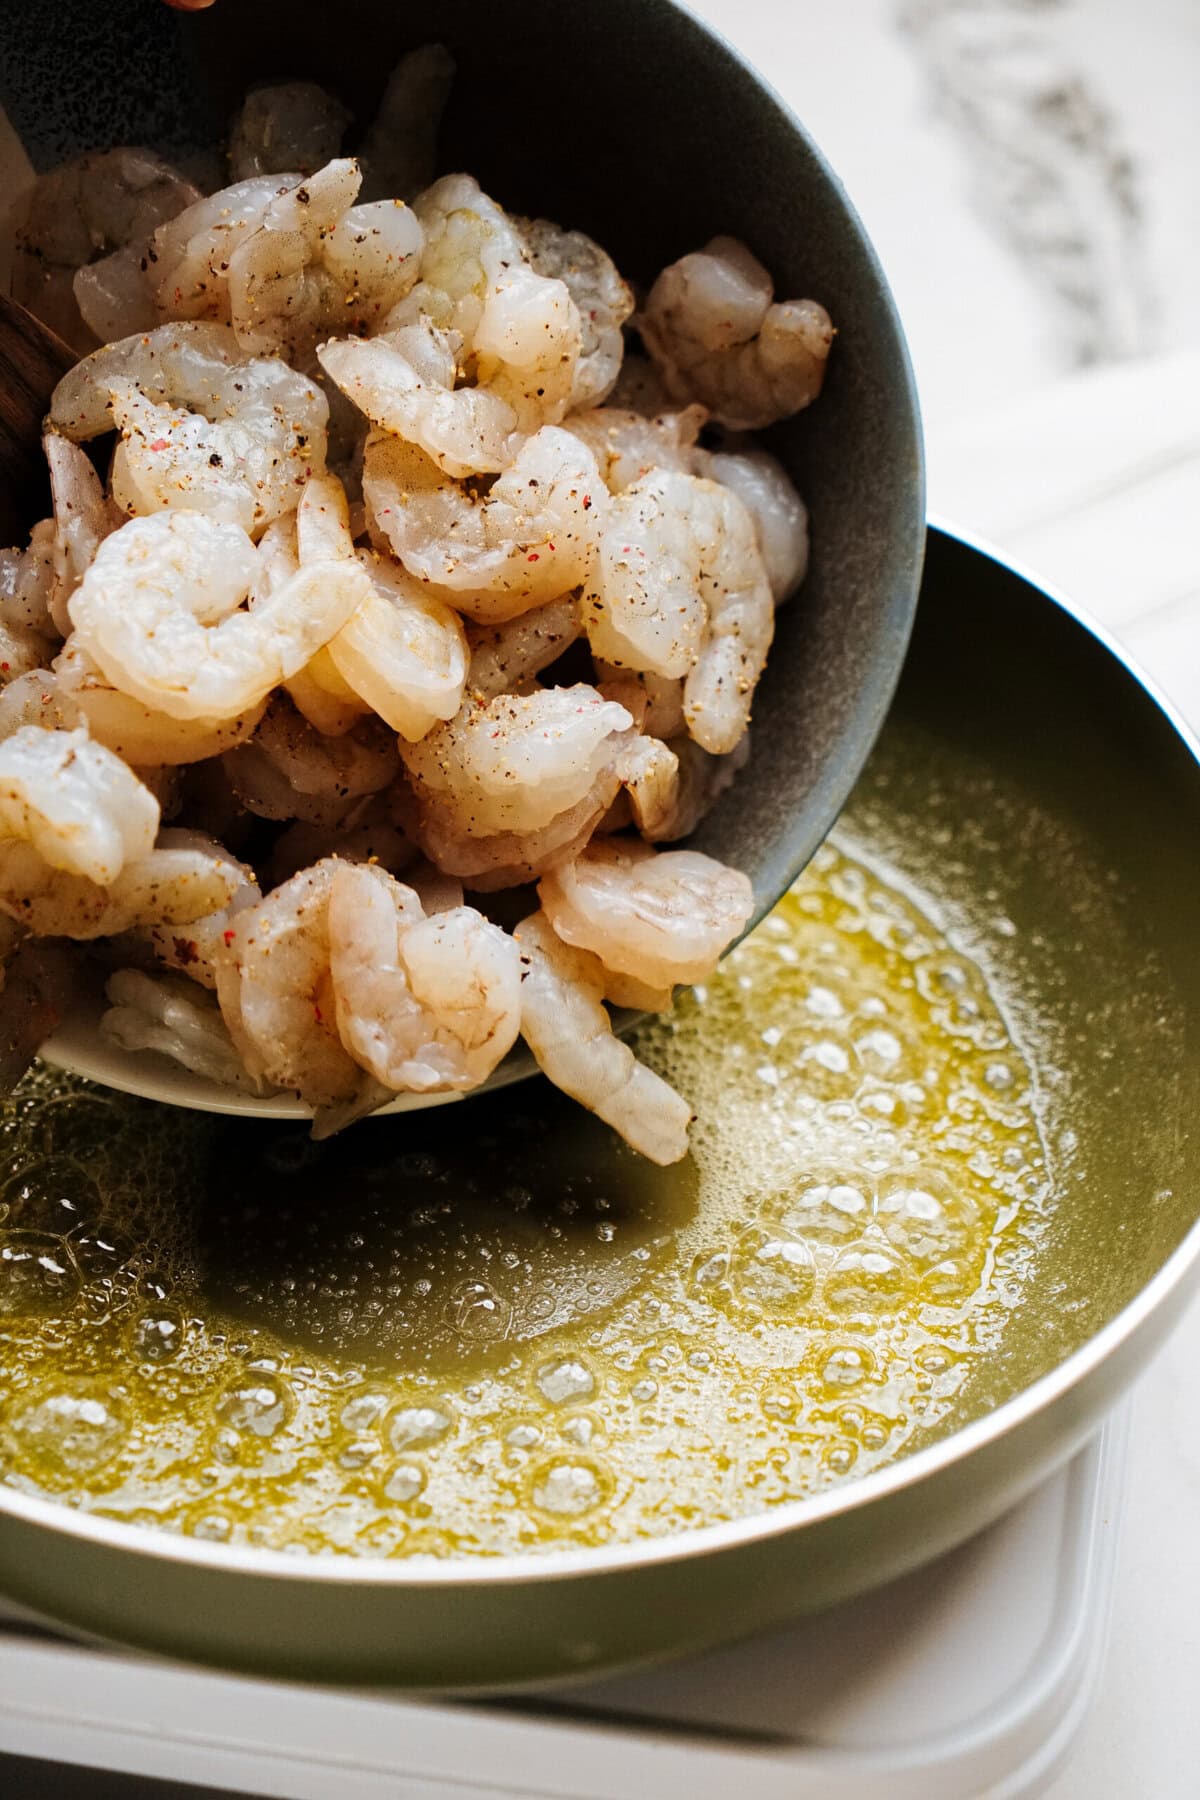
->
xmin=1 ymin=49 xmax=832 ymax=1163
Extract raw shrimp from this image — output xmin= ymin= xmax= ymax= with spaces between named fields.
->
xmin=318 ymin=323 xmax=517 ymax=479
xmin=518 ymin=216 xmax=634 ymax=409
xmin=0 ymin=521 xmax=58 ymax=682
xmin=45 ymin=436 xmax=118 ymax=636
xmin=327 ymin=549 xmax=468 ymax=741
xmin=365 ymin=427 xmax=607 ymax=621
xmin=228 ymin=159 xmax=424 ymax=360
xmin=469 ymin=265 xmax=581 ymax=437
xmin=404 ymin=774 xmax=621 ymax=893
xmin=0 ymin=724 xmax=157 ymax=883
xmin=587 ymin=469 xmax=773 ymax=754
xmin=358 ymin=46 xmax=456 ymax=201
xmin=151 ymin=174 xmax=304 ymax=324
xmin=376 ymin=173 xmax=582 ymax=438
xmin=55 ymin=640 xmax=266 ymax=766
xmin=401 ymin=173 xmax=531 ymax=343
xmin=329 ymin=862 xmax=522 ymax=1091
xmin=141 ymin=837 xmax=259 ymax=987
xmin=255 ymin=511 xmax=370 ymax=736
xmin=565 ymin=404 xmax=707 ymax=494
xmin=694 ymin=447 xmax=808 ymax=602
xmin=13 ymin=149 xmax=200 ymax=352
xmin=0 ymin=669 xmax=81 ymax=740
xmin=543 ymin=838 xmax=752 ymax=993
xmin=214 ymin=858 xmax=365 ymax=1107
xmin=291 ymin=474 xmax=468 ymax=740
xmin=640 ymin=236 xmax=833 ymax=430
xmin=229 ymin=83 xmax=351 ymax=181
xmin=0 ymin=827 xmax=243 ymax=941
xmin=593 ymin=662 xmax=686 ymax=740
xmin=514 ymin=910 xmax=692 ymax=1165
xmin=538 ymin=838 xmax=754 ymax=988
xmin=49 ymin=321 xmax=329 ymax=536
xmin=223 ymin=695 xmax=398 ymax=826
xmin=400 ymin=685 xmax=634 ymax=836
xmin=612 ymin=735 xmax=680 ymax=840
xmin=645 ymin=733 xmax=750 ymax=843
xmin=68 ymin=510 xmax=370 ymax=723
xmin=466 ymin=593 xmax=581 ymax=698
xmin=102 ymin=968 xmax=268 ymax=1093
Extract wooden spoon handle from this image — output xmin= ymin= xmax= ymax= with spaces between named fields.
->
xmin=0 ymin=291 xmax=77 ymax=545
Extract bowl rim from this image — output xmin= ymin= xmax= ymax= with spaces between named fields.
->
xmin=4 ymin=516 xmax=1200 ymax=1590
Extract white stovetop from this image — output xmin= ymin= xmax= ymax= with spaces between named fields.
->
xmin=688 ymin=2 xmax=1200 ymax=1795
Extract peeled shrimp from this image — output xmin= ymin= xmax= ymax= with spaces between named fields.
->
xmin=358 ymin=46 xmax=456 ymax=201
xmin=0 ymin=517 xmax=57 ymax=646
xmin=229 ymin=83 xmax=351 ymax=181
xmin=646 ymin=732 xmax=750 ymax=843
xmin=0 ymin=669 xmax=81 ymax=741
xmin=406 ymin=776 xmax=618 ymax=892
xmin=45 ymin=435 xmax=118 ymax=635
xmin=68 ymin=510 xmax=370 ymax=723
xmin=640 ymin=236 xmax=833 ymax=429
xmin=612 ymin=735 xmax=680 ymax=840
xmin=518 ymin=217 xmax=634 ymax=409
xmin=539 ymin=838 xmax=753 ymax=989
xmin=375 ymin=174 xmax=582 ymax=439
xmin=13 ymin=149 xmax=200 ymax=352
xmin=565 ymin=404 xmax=707 ymax=494
xmin=151 ymin=174 xmax=304 ymax=324
xmin=50 ymin=321 xmax=329 ymax=536
xmin=223 ymin=695 xmax=398 ymax=827
xmin=514 ymin=911 xmax=692 ymax=1165
xmin=228 ymin=159 xmax=424 ymax=360
xmin=55 ymin=640 xmax=265 ymax=766
xmin=594 ymin=662 xmax=686 ymax=740
xmin=0 ymin=724 xmax=157 ymax=884
xmin=292 ymin=473 xmax=468 ymax=740
xmin=400 ymin=684 xmax=633 ymax=837
xmin=328 ymin=550 xmax=468 ymax=740
xmin=694 ymin=447 xmax=808 ymax=602
xmin=329 ymin=862 xmax=522 ymax=1091
xmin=318 ymin=323 xmax=517 ymax=479
xmin=0 ymin=522 xmax=59 ymax=682
xmin=587 ymin=469 xmax=773 ymax=754
xmin=0 ymin=827 xmax=243 ymax=941
xmin=256 ymin=511 xmax=369 ymax=737
xmin=102 ymin=968 xmax=268 ymax=1094
xmin=365 ymin=426 xmax=607 ymax=621
xmin=141 ymin=838 xmax=259 ymax=987
xmin=402 ymin=172 xmax=531 ymax=343
xmin=466 ymin=593 xmax=581 ymax=699
xmin=214 ymin=858 xmax=365 ymax=1107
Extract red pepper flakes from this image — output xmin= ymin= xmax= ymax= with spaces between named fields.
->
xmin=149 ymin=438 xmax=170 ymax=452
xmin=527 ymin=552 xmax=540 ymax=562
xmin=222 ymin=928 xmax=237 ymax=947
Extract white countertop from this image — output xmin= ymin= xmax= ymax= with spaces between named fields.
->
xmin=690 ymin=2 xmax=1200 ymax=1793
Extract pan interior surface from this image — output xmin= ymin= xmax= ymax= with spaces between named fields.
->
xmin=2 ymin=537 xmax=1197 ymax=1572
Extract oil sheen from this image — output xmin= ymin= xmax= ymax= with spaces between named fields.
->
xmin=0 ymin=835 xmax=1049 ymax=1557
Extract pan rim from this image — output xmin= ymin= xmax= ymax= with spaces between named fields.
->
xmin=2 ymin=517 xmax=1198 ymax=1591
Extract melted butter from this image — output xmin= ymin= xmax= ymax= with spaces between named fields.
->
xmin=0 ymin=837 xmax=1049 ymax=1556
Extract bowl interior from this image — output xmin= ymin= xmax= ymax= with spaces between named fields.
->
xmin=3 ymin=0 xmax=923 ymax=1115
